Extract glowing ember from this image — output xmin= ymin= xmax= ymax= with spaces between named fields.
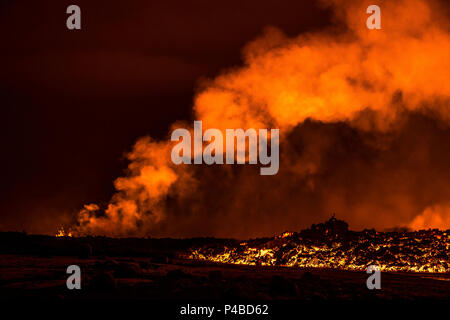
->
xmin=278 ymin=232 xmax=294 ymax=239
xmin=55 ymin=228 xmax=73 ymax=237
xmin=189 ymin=218 xmax=450 ymax=273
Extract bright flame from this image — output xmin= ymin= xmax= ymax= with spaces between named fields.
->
xmin=55 ymin=228 xmax=73 ymax=237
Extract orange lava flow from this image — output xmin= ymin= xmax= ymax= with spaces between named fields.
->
xmin=189 ymin=218 xmax=450 ymax=273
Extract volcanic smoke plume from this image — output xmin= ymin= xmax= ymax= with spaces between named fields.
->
xmin=75 ymin=0 xmax=450 ymax=238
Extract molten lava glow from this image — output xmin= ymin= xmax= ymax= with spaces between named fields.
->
xmin=189 ymin=217 xmax=449 ymax=273
xmin=190 ymin=229 xmax=450 ymax=273
xmin=55 ymin=228 xmax=73 ymax=237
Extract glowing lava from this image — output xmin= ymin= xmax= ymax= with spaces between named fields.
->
xmin=189 ymin=218 xmax=450 ymax=273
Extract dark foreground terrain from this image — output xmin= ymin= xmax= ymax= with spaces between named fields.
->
xmin=0 ymin=218 xmax=448 ymax=303
xmin=3 ymin=257 xmax=448 ymax=318
xmin=0 ymin=254 xmax=449 ymax=301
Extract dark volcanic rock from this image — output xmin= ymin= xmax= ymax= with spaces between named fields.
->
xmin=208 ymin=270 xmax=223 ymax=282
xmin=149 ymin=254 xmax=171 ymax=264
xmin=269 ymin=275 xmax=298 ymax=298
xmin=89 ymin=272 xmax=117 ymax=291
xmin=165 ymin=268 xmax=189 ymax=279
xmin=113 ymin=262 xmax=142 ymax=278
xmin=300 ymin=271 xmax=321 ymax=283
xmin=78 ymin=243 xmax=93 ymax=258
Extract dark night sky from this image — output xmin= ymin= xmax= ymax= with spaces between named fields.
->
xmin=0 ymin=0 xmax=332 ymax=233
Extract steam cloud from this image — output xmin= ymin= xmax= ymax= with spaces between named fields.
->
xmin=75 ymin=0 xmax=450 ymax=237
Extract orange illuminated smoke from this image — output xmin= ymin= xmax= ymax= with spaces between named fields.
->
xmin=72 ymin=0 xmax=450 ymax=237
